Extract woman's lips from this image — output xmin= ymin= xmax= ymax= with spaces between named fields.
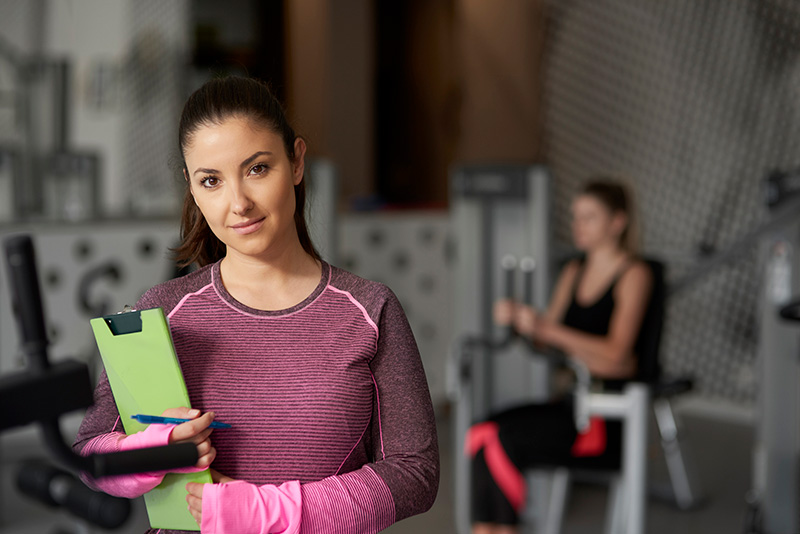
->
xmin=231 ymin=217 xmax=265 ymax=235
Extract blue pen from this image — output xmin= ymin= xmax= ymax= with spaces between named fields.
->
xmin=131 ymin=414 xmax=232 ymax=429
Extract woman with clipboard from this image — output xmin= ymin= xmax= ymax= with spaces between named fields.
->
xmin=73 ymin=76 xmax=440 ymax=533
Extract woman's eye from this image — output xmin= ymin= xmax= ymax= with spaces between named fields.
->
xmin=200 ymin=176 xmax=219 ymax=188
xmin=249 ymin=164 xmax=268 ymax=175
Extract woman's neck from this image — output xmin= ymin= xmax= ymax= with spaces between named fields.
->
xmin=219 ymin=246 xmax=322 ymax=311
xmin=584 ymin=243 xmax=628 ymax=269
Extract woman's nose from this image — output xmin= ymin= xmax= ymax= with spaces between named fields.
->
xmin=230 ymin=185 xmax=254 ymax=215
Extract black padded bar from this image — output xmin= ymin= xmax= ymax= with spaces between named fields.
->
xmin=0 ymin=360 xmax=93 ymax=431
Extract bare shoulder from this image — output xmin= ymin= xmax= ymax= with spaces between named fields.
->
xmin=618 ymin=259 xmax=654 ymax=294
xmin=559 ymin=258 xmax=582 ymax=283
xmin=552 ymin=258 xmax=582 ymax=296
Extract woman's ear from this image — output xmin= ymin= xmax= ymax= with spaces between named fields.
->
xmin=611 ymin=211 xmax=629 ymax=238
xmin=292 ymin=137 xmax=307 ymax=186
xmin=183 ymin=168 xmax=198 ymax=205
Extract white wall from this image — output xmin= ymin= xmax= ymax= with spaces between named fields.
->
xmin=0 ymin=0 xmax=189 ymax=218
xmin=43 ymin=0 xmax=129 ymax=213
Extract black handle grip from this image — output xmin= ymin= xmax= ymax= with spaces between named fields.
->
xmin=501 ymin=255 xmax=517 ymax=300
xmin=3 ymin=234 xmax=49 ymax=370
xmin=520 ymin=257 xmax=536 ymax=307
xmin=780 ymin=299 xmax=800 ymax=322
xmin=89 ymin=442 xmax=199 ymax=478
xmin=498 ymin=255 xmax=519 ymax=344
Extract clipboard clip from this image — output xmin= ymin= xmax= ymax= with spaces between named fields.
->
xmin=102 ymin=306 xmax=143 ymax=335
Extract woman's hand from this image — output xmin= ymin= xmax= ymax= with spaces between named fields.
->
xmin=161 ymin=407 xmax=217 ymax=469
xmin=186 ymin=469 xmax=236 ymax=526
xmin=494 ymin=299 xmax=547 ymax=341
xmin=186 ymin=481 xmax=204 ymax=526
xmin=512 ymin=304 xmax=540 ymax=339
xmin=493 ymin=299 xmax=516 ymax=326
xmin=210 ymin=468 xmax=235 ymax=484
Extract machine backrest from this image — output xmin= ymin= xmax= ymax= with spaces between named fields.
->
xmin=634 ymin=258 xmax=665 ymax=385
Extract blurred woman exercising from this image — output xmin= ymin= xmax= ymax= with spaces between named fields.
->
xmin=469 ymin=180 xmax=653 ymax=533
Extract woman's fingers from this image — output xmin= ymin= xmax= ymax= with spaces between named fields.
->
xmin=514 ymin=306 xmax=539 ymax=337
xmin=169 ymin=412 xmax=216 ymax=443
xmin=186 ymin=482 xmax=204 ymax=525
xmin=493 ymin=299 xmax=516 ymax=326
xmin=186 ymin=482 xmax=204 ymax=498
xmin=161 ymin=406 xmax=200 ymax=419
xmin=210 ymin=469 xmax=235 ymax=484
xmin=196 ymin=446 xmax=216 ymax=468
xmin=188 ymin=504 xmax=201 ymax=526
xmin=189 ymin=427 xmax=214 ymax=444
xmin=148 ymin=407 xmax=220 ymax=471
xmin=192 ymin=438 xmax=214 ymax=467
xmin=195 ymin=438 xmax=212 ymax=457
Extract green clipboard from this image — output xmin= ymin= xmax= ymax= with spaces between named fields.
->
xmin=90 ymin=307 xmax=211 ymax=531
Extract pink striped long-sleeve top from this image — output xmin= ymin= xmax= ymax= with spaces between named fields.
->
xmin=73 ymin=261 xmax=439 ymax=533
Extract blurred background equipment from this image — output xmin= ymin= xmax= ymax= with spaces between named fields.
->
xmin=746 ymin=175 xmax=800 ymax=534
xmin=0 ymin=34 xmax=100 ymax=223
xmin=447 ymin=164 xmax=552 ymax=533
xmin=1 ymin=234 xmax=198 ymax=532
xmin=16 ymin=460 xmax=130 ymax=530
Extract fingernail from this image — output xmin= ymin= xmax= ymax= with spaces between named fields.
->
xmin=189 ymin=409 xmax=200 ymax=417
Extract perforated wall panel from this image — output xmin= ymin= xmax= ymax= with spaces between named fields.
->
xmin=543 ymin=0 xmax=800 ymax=405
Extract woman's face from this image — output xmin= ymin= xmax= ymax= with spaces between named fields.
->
xmin=182 ymin=116 xmax=306 ymax=262
xmin=570 ymin=194 xmax=626 ymax=252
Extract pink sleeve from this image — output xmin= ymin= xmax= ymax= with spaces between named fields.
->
xmin=201 ymin=467 xmax=393 ymax=534
xmin=201 ymin=480 xmax=302 ymax=534
xmin=79 ymin=424 xmax=202 ymax=498
xmin=299 ymin=467 xmax=395 ymax=533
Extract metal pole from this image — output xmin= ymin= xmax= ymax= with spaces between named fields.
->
xmin=586 ymin=384 xmax=649 ymax=534
xmin=624 ymin=384 xmax=649 ymax=534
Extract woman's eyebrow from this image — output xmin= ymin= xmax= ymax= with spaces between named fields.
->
xmin=191 ymin=151 xmax=273 ymax=176
xmin=193 ymin=167 xmax=218 ymax=176
xmin=240 ymin=151 xmax=272 ymax=168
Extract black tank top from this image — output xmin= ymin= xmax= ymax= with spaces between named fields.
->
xmin=562 ymin=260 xmax=629 ymax=335
xmin=562 ymin=258 xmax=633 ymax=390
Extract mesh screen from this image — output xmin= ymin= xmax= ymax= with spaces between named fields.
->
xmin=121 ymin=0 xmax=189 ymax=215
xmin=543 ymin=0 xmax=800 ymax=404
xmin=0 ymin=1 xmax=38 ymax=145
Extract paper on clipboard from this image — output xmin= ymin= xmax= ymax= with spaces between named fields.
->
xmin=90 ymin=307 xmax=211 ymax=531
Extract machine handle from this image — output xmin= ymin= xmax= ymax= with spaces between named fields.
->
xmin=779 ymin=298 xmax=800 ymax=322
xmin=88 ymin=442 xmax=199 ymax=478
xmin=3 ymin=234 xmax=49 ymax=370
xmin=520 ymin=257 xmax=536 ymax=306
xmin=17 ymin=460 xmax=131 ymax=529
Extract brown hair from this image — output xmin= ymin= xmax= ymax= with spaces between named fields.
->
xmin=173 ymin=76 xmax=319 ymax=268
xmin=580 ymin=179 xmax=638 ymax=253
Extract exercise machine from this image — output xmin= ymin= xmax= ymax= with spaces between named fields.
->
xmin=0 ymin=234 xmax=197 ymax=530
xmin=449 ymin=166 xmax=703 ymax=533
xmin=448 ymin=164 xmax=552 ymax=533
xmin=745 ymin=169 xmax=800 ymax=534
